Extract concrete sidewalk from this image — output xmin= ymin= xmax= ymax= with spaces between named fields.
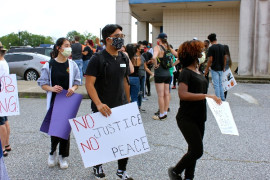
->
xmin=17 ymin=75 xmax=270 ymax=99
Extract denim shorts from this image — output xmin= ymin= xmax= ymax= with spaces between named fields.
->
xmin=0 ymin=116 xmax=8 ymax=125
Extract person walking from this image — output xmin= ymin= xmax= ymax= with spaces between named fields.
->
xmin=168 ymin=40 xmax=221 ymax=180
xmin=204 ymin=33 xmax=226 ymax=101
xmin=223 ymin=44 xmax=232 ymax=99
xmin=85 ymin=24 xmax=133 ymax=180
xmin=37 ymin=38 xmax=81 ymax=169
xmin=82 ymin=39 xmax=93 ymax=75
xmin=152 ymin=33 xmax=177 ymax=120
xmin=71 ymin=35 xmax=83 ymax=84
xmin=0 ymin=43 xmax=11 ymax=157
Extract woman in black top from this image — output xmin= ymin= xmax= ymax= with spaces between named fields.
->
xmin=126 ymin=44 xmax=141 ymax=105
xmin=168 ymin=40 xmax=221 ymax=180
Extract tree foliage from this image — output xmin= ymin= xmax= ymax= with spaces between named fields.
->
xmin=66 ymin=30 xmax=98 ymax=45
xmin=0 ymin=31 xmax=54 ymax=49
xmin=0 ymin=30 xmax=98 ymax=49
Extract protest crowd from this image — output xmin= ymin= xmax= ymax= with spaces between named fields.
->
xmin=0 ymin=24 xmax=234 ymax=180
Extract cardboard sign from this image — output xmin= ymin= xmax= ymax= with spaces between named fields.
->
xmin=222 ymin=68 xmax=237 ymax=92
xmin=69 ymin=102 xmax=150 ymax=168
xmin=40 ymin=90 xmax=83 ymax=140
xmin=0 ymin=74 xmax=20 ymax=116
xmin=206 ymin=97 xmax=239 ymax=136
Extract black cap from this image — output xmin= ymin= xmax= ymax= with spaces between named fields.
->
xmin=157 ymin=33 xmax=167 ymax=40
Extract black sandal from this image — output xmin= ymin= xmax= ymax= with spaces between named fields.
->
xmin=5 ymin=145 xmax=11 ymax=152
xmin=3 ymin=150 xmax=8 ymax=157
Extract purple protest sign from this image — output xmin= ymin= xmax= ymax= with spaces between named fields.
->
xmin=47 ymin=90 xmax=83 ymax=140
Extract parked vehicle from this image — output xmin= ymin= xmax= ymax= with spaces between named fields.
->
xmin=4 ymin=52 xmax=50 ymax=81
xmin=8 ymin=47 xmax=52 ymax=57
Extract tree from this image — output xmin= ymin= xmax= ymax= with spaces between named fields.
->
xmin=0 ymin=31 xmax=54 ymax=49
xmin=66 ymin=30 xmax=98 ymax=45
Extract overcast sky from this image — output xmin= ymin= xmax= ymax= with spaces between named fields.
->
xmin=1 ymin=0 xmax=139 ymax=42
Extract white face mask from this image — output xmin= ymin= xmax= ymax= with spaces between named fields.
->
xmin=61 ymin=47 xmax=72 ymax=57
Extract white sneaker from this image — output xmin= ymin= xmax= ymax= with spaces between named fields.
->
xmin=48 ymin=152 xmax=57 ymax=167
xmin=58 ymin=155 xmax=68 ymax=169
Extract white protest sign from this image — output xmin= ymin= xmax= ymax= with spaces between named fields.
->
xmin=69 ymin=102 xmax=150 ymax=168
xmin=206 ymin=97 xmax=239 ymax=136
xmin=222 ymin=68 xmax=237 ymax=92
xmin=0 ymin=74 xmax=20 ymax=116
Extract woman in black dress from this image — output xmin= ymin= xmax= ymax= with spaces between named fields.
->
xmin=168 ymin=40 xmax=222 ymax=180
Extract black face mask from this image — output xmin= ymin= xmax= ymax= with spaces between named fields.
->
xmin=140 ymin=49 xmax=144 ymax=54
xmin=111 ymin=37 xmax=124 ymax=50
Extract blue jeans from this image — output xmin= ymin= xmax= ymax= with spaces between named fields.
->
xmin=83 ymin=60 xmax=90 ymax=74
xmin=74 ymin=59 xmax=83 ymax=85
xmin=129 ymin=76 xmax=140 ymax=106
xmin=138 ymin=76 xmax=145 ymax=107
xmin=211 ymin=70 xmax=225 ymax=101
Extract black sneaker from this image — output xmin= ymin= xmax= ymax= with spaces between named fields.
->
xmin=139 ymin=108 xmax=146 ymax=113
xmin=147 ymin=92 xmax=151 ymax=96
xmin=152 ymin=115 xmax=167 ymax=121
xmin=93 ymin=165 xmax=106 ymax=179
xmin=154 ymin=109 xmax=160 ymax=116
xmin=116 ymin=170 xmax=133 ymax=180
xmin=168 ymin=167 xmax=182 ymax=180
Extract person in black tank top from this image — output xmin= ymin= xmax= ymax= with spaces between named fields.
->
xmin=126 ymin=44 xmax=141 ymax=106
xmin=168 ymin=40 xmax=222 ymax=180
xmin=152 ymin=33 xmax=178 ymax=120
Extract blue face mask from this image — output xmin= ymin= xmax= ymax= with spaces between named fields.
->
xmin=147 ymin=46 xmax=150 ymax=48
xmin=100 ymin=42 xmax=103 ymax=46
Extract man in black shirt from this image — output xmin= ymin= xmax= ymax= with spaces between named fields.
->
xmin=85 ymin=24 xmax=133 ymax=180
xmin=204 ymin=33 xmax=226 ymax=101
xmin=71 ymin=36 xmax=83 ymax=85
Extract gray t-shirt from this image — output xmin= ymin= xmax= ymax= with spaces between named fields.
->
xmin=138 ymin=55 xmax=146 ymax=77
xmin=71 ymin=43 xmax=82 ymax=60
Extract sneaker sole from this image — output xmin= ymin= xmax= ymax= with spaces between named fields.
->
xmin=94 ymin=177 xmax=107 ymax=180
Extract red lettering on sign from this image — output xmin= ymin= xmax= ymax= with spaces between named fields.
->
xmin=0 ymin=96 xmax=17 ymax=113
xmin=80 ymin=137 xmax=100 ymax=153
xmin=80 ymin=140 xmax=92 ymax=153
xmin=0 ymin=76 xmax=15 ymax=93
xmin=73 ymin=118 xmax=88 ymax=132
xmin=83 ymin=114 xmax=95 ymax=128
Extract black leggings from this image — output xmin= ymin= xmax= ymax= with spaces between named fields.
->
xmin=173 ymin=71 xmax=179 ymax=86
xmin=145 ymin=72 xmax=151 ymax=94
xmin=174 ymin=119 xmax=205 ymax=179
xmin=50 ymin=136 xmax=70 ymax=157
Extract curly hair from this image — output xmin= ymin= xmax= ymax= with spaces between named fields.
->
xmin=177 ymin=40 xmax=204 ymax=68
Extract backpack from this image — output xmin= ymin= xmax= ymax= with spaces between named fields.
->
xmin=157 ymin=45 xmax=174 ymax=69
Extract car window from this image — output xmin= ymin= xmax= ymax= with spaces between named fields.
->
xmin=45 ymin=49 xmax=52 ymax=57
xmin=4 ymin=54 xmax=33 ymax=62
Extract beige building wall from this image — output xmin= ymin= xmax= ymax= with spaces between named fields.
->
xmin=163 ymin=8 xmax=240 ymax=63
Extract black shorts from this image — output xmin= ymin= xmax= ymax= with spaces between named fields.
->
xmin=154 ymin=76 xmax=171 ymax=84
xmin=0 ymin=116 xmax=8 ymax=125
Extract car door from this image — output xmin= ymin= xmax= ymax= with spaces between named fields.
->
xmin=5 ymin=54 xmax=33 ymax=78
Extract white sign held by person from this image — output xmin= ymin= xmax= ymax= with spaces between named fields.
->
xmin=206 ymin=98 xmax=239 ymax=136
xmin=69 ymin=102 xmax=150 ymax=168
xmin=0 ymin=74 xmax=20 ymax=116
xmin=222 ymin=68 xmax=237 ymax=92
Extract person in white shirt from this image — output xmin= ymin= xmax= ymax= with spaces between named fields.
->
xmin=0 ymin=42 xmax=11 ymax=157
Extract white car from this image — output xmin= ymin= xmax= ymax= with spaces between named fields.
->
xmin=4 ymin=52 xmax=50 ymax=81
